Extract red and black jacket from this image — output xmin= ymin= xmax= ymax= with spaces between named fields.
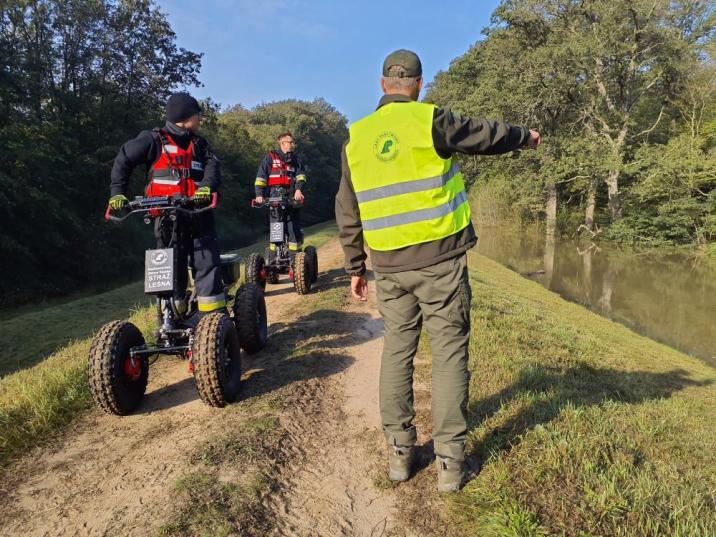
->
xmin=254 ymin=150 xmax=306 ymax=197
xmin=144 ymin=129 xmax=198 ymax=197
xmin=110 ymin=122 xmax=221 ymax=197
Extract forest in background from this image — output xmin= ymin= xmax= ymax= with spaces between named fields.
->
xmin=0 ymin=0 xmax=347 ymax=307
xmin=427 ymin=0 xmax=716 ymax=249
xmin=4 ymin=0 xmax=715 ymax=308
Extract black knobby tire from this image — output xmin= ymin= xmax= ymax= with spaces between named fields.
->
xmin=305 ymin=245 xmax=318 ymax=283
xmin=88 ymin=320 xmax=148 ymax=416
xmin=293 ymin=251 xmax=311 ymax=295
xmin=235 ymin=283 xmax=268 ymax=354
xmin=265 ymin=248 xmax=279 ymax=284
xmin=245 ymin=253 xmax=266 ymax=290
xmin=192 ymin=313 xmax=242 ymax=407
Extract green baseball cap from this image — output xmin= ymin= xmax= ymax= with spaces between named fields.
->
xmin=382 ymin=49 xmax=422 ymax=78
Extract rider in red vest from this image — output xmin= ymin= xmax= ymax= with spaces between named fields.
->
xmin=108 ymin=93 xmax=226 ymax=315
xmin=255 ymin=132 xmax=307 ymax=256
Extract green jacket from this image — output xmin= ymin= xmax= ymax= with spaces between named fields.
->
xmin=335 ymin=94 xmax=530 ymax=275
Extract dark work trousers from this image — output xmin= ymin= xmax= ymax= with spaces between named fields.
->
xmin=375 ymin=254 xmax=472 ymax=461
xmin=269 ymin=186 xmax=303 ymax=253
xmin=154 ymin=212 xmax=225 ymax=311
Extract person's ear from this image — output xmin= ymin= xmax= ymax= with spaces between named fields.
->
xmin=417 ymin=77 xmax=424 ymax=91
xmin=380 ymin=77 xmax=388 ymax=94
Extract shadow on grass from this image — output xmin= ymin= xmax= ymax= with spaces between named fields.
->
xmin=468 ymin=363 xmax=713 ymax=465
xmin=0 ymin=284 xmax=148 ymax=377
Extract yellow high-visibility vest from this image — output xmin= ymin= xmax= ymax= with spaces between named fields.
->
xmin=346 ymin=101 xmax=471 ymax=251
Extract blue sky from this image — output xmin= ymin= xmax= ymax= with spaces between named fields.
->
xmin=158 ymin=0 xmax=501 ymax=122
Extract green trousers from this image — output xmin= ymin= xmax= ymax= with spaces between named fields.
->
xmin=375 ymin=254 xmax=472 ymax=461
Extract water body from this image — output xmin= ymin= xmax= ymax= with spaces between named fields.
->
xmin=476 ymin=225 xmax=716 ymax=367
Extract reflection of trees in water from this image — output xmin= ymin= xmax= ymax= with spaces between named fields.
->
xmin=477 ymin=224 xmax=716 ymax=363
xmin=543 ymin=182 xmax=558 ymax=289
xmin=544 ymin=228 xmax=556 ymax=289
xmin=577 ymin=242 xmax=599 ymax=306
xmin=599 ymin=265 xmax=617 ymax=315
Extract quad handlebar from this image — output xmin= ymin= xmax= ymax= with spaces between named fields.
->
xmin=251 ymin=197 xmax=303 ymax=209
xmin=105 ymin=193 xmax=218 ymax=222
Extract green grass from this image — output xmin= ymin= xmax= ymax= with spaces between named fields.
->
xmin=0 ymin=282 xmax=149 ymax=377
xmin=0 ymin=222 xmax=337 ymax=467
xmin=447 ymin=252 xmax=716 ymax=536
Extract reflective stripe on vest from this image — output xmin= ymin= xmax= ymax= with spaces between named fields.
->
xmin=346 ymin=101 xmax=471 ymax=251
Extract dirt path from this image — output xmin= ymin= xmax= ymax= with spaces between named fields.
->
xmin=0 ymin=239 xmax=432 ymax=537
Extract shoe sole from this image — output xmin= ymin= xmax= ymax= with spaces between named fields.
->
xmin=388 ymin=469 xmax=410 ymax=482
xmin=437 ymin=482 xmax=460 ymax=493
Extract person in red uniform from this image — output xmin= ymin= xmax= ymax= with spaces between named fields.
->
xmin=108 ymin=92 xmax=226 ymax=315
xmin=254 ymin=132 xmax=307 ymax=258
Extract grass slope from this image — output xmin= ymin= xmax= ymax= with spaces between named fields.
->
xmin=449 ymin=252 xmax=716 ymax=536
xmin=0 ymin=222 xmax=337 ymax=467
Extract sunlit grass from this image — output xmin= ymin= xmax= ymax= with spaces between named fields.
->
xmin=446 ymin=252 xmax=716 ymax=536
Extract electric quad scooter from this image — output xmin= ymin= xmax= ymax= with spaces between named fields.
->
xmin=89 ymin=194 xmax=268 ymax=415
xmin=245 ymin=195 xmax=318 ymax=295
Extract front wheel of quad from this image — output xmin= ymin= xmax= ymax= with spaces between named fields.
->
xmin=235 ymin=282 xmax=268 ymax=354
xmin=192 ymin=313 xmax=242 ymax=407
xmin=88 ymin=321 xmax=148 ymax=415
xmin=305 ymin=245 xmax=318 ymax=283
xmin=293 ymin=251 xmax=312 ymax=295
xmin=245 ymin=253 xmax=266 ymax=290
xmin=265 ymin=248 xmax=279 ymax=284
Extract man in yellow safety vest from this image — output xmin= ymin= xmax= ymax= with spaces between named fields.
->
xmin=336 ymin=49 xmax=541 ymax=492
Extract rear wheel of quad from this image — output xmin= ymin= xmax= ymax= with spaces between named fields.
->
xmin=192 ymin=313 xmax=242 ymax=407
xmin=293 ymin=251 xmax=311 ymax=295
xmin=235 ymin=283 xmax=268 ymax=354
xmin=88 ymin=320 xmax=148 ymax=415
xmin=265 ymin=248 xmax=280 ymax=284
xmin=245 ymin=253 xmax=266 ymax=290
xmin=305 ymin=245 xmax=318 ymax=283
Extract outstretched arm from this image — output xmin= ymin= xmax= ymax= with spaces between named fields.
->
xmin=432 ymin=108 xmax=538 ymax=158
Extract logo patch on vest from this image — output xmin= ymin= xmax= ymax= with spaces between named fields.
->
xmin=373 ymin=132 xmax=400 ymax=162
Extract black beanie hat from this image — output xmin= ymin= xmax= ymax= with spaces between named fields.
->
xmin=166 ymin=93 xmax=202 ymax=123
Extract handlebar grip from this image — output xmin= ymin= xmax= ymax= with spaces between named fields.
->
xmin=104 ymin=205 xmax=112 ymax=221
xmin=209 ymin=192 xmax=218 ymax=209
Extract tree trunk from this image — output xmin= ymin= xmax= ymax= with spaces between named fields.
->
xmin=605 ymin=169 xmax=622 ymax=220
xmin=544 ymin=181 xmax=557 ymax=289
xmin=585 ymin=180 xmax=597 ymax=230
xmin=545 ymin=181 xmax=557 ymax=237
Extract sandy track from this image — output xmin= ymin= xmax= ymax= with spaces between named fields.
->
xmin=0 ymin=239 xmax=429 ymax=537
